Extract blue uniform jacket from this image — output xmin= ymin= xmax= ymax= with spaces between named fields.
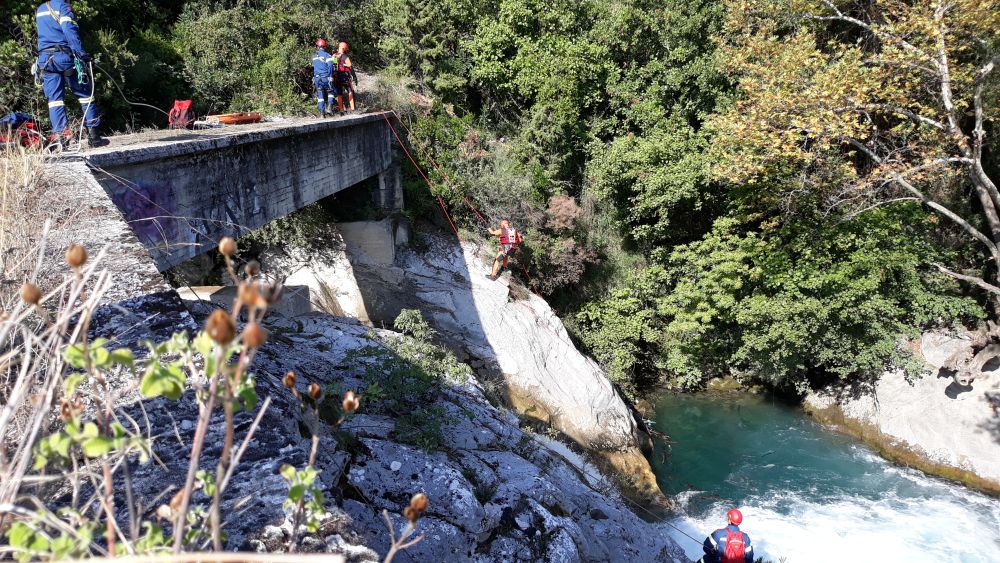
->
xmin=36 ymin=0 xmax=87 ymax=56
xmin=699 ymin=524 xmax=753 ymax=563
xmin=312 ymin=49 xmax=332 ymax=79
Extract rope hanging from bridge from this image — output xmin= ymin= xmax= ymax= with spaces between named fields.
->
xmin=382 ymin=111 xmax=540 ymax=294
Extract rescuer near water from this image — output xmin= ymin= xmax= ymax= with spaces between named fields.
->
xmin=35 ymin=0 xmax=107 ymax=149
xmin=487 ymin=219 xmax=522 ymax=281
xmin=697 ymin=509 xmax=754 ymax=563
xmin=312 ymin=38 xmax=336 ymax=117
xmin=334 ymin=41 xmax=358 ymax=113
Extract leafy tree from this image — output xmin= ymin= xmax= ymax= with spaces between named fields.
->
xmin=579 ymin=207 xmax=982 ymax=394
xmin=714 ymin=0 xmax=1000 ymax=306
xmin=375 ymin=0 xmax=481 ymax=105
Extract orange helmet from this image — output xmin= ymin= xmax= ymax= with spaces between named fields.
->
xmin=338 ymin=41 xmax=348 ymax=52
xmin=316 ymin=38 xmax=327 ymax=48
xmin=727 ymin=509 xmax=743 ymax=525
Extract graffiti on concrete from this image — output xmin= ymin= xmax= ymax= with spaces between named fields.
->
xmin=105 ymin=179 xmax=186 ymax=256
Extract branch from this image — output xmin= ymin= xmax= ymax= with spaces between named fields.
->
xmin=813 ymin=0 xmax=937 ymax=64
xmin=861 ymin=103 xmax=945 ymax=130
xmin=934 ymin=263 xmax=1000 ymax=296
xmin=840 ymin=137 xmax=999 ymax=255
xmin=974 ymin=54 xmax=999 ymax=84
xmin=842 ymin=197 xmax=921 ymax=219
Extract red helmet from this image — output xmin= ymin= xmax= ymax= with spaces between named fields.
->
xmin=338 ymin=41 xmax=348 ymax=52
xmin=316 ymin=38 xmax=327 ymax=48
xmin=727 ymin=508 xmax=743 ymax=525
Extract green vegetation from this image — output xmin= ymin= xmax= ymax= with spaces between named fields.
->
xmin=348 ymin=309 xmax=471 ymax=450
xmin=2 ymin=0 xmax=997 ymax=396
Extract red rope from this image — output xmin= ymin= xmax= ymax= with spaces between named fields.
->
xmin=382 ymin=113 xmax=462 ymax=240
xmin=384 ymin=111 xmax=540 ymax=294
xmin=389 ymin=111 xmax=490 ymax=225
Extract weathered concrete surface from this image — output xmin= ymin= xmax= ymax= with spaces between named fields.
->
xmin=77 ymin=114 xmax=399 ymax=271
xmin=43 ymin=161 xmax=170 ymax=303
xmin=38 ymin=162 xmax=202 ymax=352
xmin=266 ymin=232 xmax=663 ymax=499
xmin=805 ymin=330 xmax=1000 ymax=493
xmin=337 ymin=219 xmax=400 ymax=265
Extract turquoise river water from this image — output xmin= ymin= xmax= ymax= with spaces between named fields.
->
xmin=652 ymin=393 xmax=1000 ymax=562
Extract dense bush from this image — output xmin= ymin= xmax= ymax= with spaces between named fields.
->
xmin=578 ymin=209 xmax=984 ymax=395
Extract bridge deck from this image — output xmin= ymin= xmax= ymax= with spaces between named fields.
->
xmin=81 ymin=111 xmax=391 ymax=168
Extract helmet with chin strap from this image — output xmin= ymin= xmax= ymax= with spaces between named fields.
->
xmin=727 ymin=508 xmax=743 ymax=525
xmin=316 ymin=38 xmax=327 ymax=48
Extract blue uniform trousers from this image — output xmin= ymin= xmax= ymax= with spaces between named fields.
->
xmin=38 ymin=51 xmax=100 ymax=131
xmin=313 ymin=76 xmax=337 ymax=113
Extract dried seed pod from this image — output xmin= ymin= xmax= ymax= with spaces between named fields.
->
xmin=283 ymin=371 xmax=296 ymax=389
xmin=169 ymin=489 xmax=184 ymax=512
xmin=308 ymin=383 xmax=322 ymax=400
xmin=342 ymin=390 xmax=360 ymax=414
xmin=403 ymin=506 xmax=418 ymax=523
xmin=409 ymin=492 xmax=428 ymax=514
xmin=205 ymin=309 xmax=236 ymax=344
xmin=59 ymin=399 xmax=72 ymax=421
xmin=155 ymin=504 xmax=173 ymax=520
xmin=244 ymin=260 xmax=261 ymax=277
xmin=65 ymin=244 xmax=87 ymax=268
xmin=20 ymin=283 xmax=41 ymax=305
xmin=218 ymin=237 xmax=237 ymax=257
xmin=241 ymin=322 xmax=268 ymax=348
xmin=237 ymin=282 xmax=260 ymax=307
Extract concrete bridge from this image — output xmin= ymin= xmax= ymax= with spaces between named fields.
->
xmin=80 ymin=112 xmax=401 ymax=271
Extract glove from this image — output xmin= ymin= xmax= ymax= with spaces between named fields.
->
xmin=77 ymin=53 xmax=92 ymax=63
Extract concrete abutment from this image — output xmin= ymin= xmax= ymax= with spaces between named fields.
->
xmin=79 ymin=113 xmax=401 ymax=271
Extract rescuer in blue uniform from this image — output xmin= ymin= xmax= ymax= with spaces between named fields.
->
xmin=35 ymin=0 xmax=107 ymax=148
xmin=312 ymin=39 xmax=336 ymax=116
xmin=698 ymin=509 xmax=754 ymax=563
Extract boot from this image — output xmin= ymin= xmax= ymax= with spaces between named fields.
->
xmin=86 ymin=126 xmax=109 ymax=148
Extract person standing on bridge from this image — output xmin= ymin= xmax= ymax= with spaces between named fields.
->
xmin=35 ymin=0 xmax=108 ymax=149
xmin=334 ymin=41 xmax=358 ymax=114
xmin=312 ymin=38 xmax=336 ymax=117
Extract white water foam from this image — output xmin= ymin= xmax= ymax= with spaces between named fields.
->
xmin=666 ymin=487 xmax=1000 ymax=563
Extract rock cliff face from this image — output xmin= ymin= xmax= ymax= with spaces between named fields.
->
xmin=120 ymin=297 xmax=685 ymax=561
xmin=805 ymin=330 xmax=1000 ymax=493
xmin=274 ymin=231 xmax=660 ymax=497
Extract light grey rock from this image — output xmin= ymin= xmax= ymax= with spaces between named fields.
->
xmin=92 ymin=305 xmax=683 ymax=561
xmin=269 ymin=232 xmax=660 ymax=493
xmin=806 ymin=332 xmax=1000 ymax=490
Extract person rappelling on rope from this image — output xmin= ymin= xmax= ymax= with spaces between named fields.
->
xmin=334 ymin=41 xmax=358 ymax=114
xmin=311 ymin=39 xmax=336 ymax=117
xmin=34 ymin=0 xmax=108 ymax=150
xmin=697 ymin=509 xmax=754 ymax=563
xmin=487 ymin=219 xmax=522 ymax=281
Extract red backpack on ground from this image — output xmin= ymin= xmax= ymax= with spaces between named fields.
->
xmin=722 ymin=528 xmax=746 ymax=563
xmin=168 ymin=100 xmax=195 ymax=129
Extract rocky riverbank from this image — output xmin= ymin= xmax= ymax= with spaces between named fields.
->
xmin=804 ymin=331 xmax=1000 ymax=494
xmin=107 ymin=293 xmax=686 ymax=561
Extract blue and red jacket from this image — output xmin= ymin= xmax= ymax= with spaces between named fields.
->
xmin=699 ymin=524 xmax=753 ymax=563
xmin=36 ymin=0 xmax=87 ymax=57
